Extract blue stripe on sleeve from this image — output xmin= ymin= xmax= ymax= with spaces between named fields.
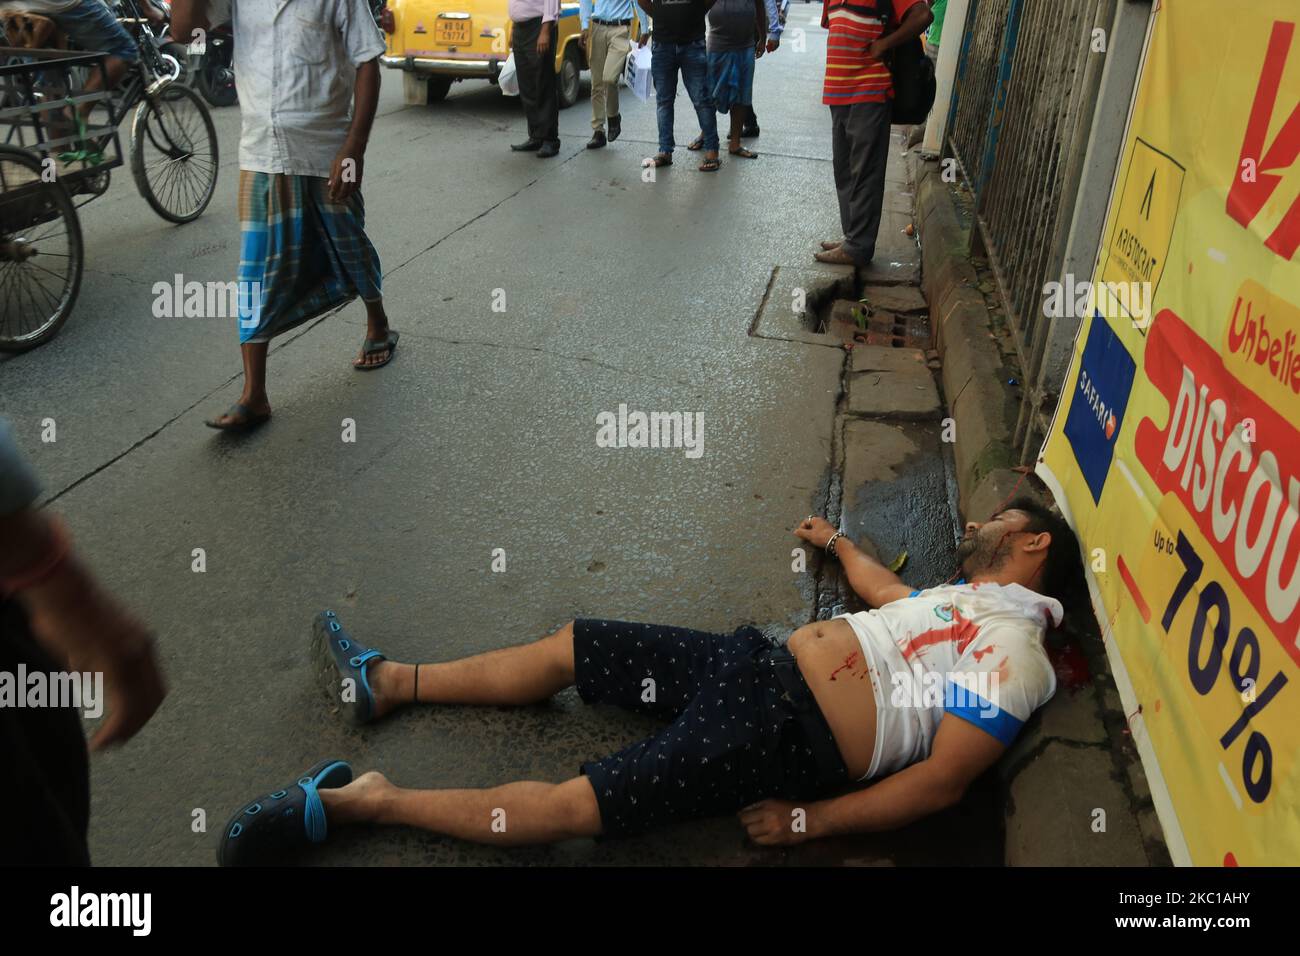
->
xmin=943 ymin=679 xmax=1024 ymax=745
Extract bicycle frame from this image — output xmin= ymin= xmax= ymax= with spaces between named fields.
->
xmin=104 ymin=0 xmax=183 ymax=126
xmin=0 ymin=48 xmax=124 ymax=191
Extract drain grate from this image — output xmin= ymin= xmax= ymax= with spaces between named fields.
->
xmin=820 ymin=302 xmax=932 ymax=349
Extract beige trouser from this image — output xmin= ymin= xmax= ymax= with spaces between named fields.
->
xmin=588 ymin=21 xmax=632 ymax=130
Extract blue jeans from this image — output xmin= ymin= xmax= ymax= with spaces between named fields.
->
xmin=650 ymin=37 xmax=718 ymax=154
xmin=58 ymin=0 xmax=140 ymax=62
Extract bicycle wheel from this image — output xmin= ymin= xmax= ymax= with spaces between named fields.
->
xmin=130 ymin=82 xmax=219 ymax=224
xmin=0 ymin=146 xmax=83 ymax=353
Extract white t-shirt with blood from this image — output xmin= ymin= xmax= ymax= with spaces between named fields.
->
xmin=836 ymin=582 xmax=1063 ymax=780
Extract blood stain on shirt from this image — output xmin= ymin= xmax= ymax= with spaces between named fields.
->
xmin=995 ymin=656 xmax=1012 ymax=684
xmin=899 ymin=606 xmax=980 ymax=662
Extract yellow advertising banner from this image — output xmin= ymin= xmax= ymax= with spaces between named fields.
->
xmin=1037 ymin=1 xmax=1300 ymax=865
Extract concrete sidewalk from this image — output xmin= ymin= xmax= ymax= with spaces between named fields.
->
xmin=0 ymin=18 xmax=863 ymax=867
xmin=908 ymin=150 xmax=1169 ymax=867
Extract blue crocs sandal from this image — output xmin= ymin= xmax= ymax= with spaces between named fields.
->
xmin=312 ymin=610 xmax=386 ymax=725
xmin=217 ymin=759 xmax=352 ymax=867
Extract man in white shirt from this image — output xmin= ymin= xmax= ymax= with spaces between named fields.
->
xmin=214 ymin=497 xmax=1081 ymax=863
xmin=171 ymin=0 xmax=399 ymax=432
xmin=508 ymin=0 xmax=562 ymax=158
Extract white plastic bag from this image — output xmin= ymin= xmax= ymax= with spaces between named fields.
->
xmin=498 ymin=53 xmax=520 ymax=97
xmin=623 ymin=44 xmax=653 ymax=103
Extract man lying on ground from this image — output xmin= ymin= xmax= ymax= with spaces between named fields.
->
xmin=216 ymin=498 xmax=1078 ymax=864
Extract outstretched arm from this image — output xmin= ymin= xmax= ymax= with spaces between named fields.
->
xmin=795 ymin=516 xmax=912 ymax=607
xmin=740 ymin=714 xmax=1005 ymax=843
xmin=0 ymin=422 xmax=166 ymax=751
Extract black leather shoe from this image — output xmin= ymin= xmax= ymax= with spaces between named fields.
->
xmin=587 ymin=130 xmax=607 ymax=149
xmin=511 ymin=139 xmax=543 ymax=152
xmin=608 ymin=114 xmax=622 ymax=141
xmin=536 ymin=141 xmax=560 ymax=158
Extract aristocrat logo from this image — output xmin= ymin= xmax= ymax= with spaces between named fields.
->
xmin=1063 ymin=315 xmax=1137 ymax=503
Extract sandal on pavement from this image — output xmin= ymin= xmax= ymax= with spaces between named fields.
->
xmin=699 ymin=157 xmax=721 ymax=172
xmin=687 ymin=136 xmax=704 ymax=151
xmin=312 ymin=609 xmax=386 ymax=725
xmin=353 ymin=329 xmax=400 ymax=371
xmin=729 ymin=146 xmax=758 ymax=159
xmin=216 ymin=759 xmax=353 ymax=867
xmin=204 ymin=402 xmax=270 ymax=432
xmin=642 ymin=153 xmax=673 ymax=168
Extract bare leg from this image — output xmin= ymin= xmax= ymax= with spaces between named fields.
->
xmin=208 ymin=342 xmax=271 ymax=427
xmin=729 ymin=107 xmax=758 ymax=157
xmin=320 ymin=772 xmax=602 ymax=845
xmin=353 ymin=297 xmax=393 ymax=368
xmin=366 ymin=621 xmax=577 ymax=718
xmin=75 ymin=56 xmax=127 ymax=121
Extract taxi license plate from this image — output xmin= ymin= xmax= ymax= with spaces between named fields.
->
xmin=435 ymin=19 xmax=471 ymax=45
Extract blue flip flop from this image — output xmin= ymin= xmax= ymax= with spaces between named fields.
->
xmin=217 ymin=759 xmax=352 ymax=867
xmin=311 ymin=610 xmax=386 ymax=725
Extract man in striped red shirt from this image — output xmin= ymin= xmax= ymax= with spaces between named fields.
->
xmin=815 ymin=0 xmax=932 ymax=267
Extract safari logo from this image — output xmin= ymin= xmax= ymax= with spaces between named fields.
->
xmin=1063 ymin=316 xmax=1136 ymax=503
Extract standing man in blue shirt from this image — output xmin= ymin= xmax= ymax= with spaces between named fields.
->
xmin=580 ymin=0 xmax=649 ymax=149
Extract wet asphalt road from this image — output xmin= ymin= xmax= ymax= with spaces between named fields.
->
xmin=0 ymin=16 xmax=898 ymax=865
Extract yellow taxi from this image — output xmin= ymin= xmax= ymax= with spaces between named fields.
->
xmin=379 ymin=0 xmax=634 ymax=108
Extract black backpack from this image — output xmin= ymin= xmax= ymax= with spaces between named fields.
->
xmin=877 ymin=0 xmax=937 ymax=124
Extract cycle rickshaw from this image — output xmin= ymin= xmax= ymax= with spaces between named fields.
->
xmin=0 ymin=0 xmax=219 ymax=352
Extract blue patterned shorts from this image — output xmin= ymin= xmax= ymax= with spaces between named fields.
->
xmin=575 ymin=619 xmax=849 ymax=837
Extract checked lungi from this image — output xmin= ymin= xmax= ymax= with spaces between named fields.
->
xmin=235 ymin=171 xmax=383 ymax=344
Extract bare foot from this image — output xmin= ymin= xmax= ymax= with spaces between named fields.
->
xmin=354 ymin=347 xmax=390 ymax=368
xmin=319 ymin=771 xmax=396 ymax=825
xmin=813 ymin=246 xmax=861 ymax=265
xmin=364 ymin=660 xmax=412 ymax=720
xmin=205 ymin=399 xmax=271 ymax=431
xmin=353 ymin=329 xmax=399 ymax=369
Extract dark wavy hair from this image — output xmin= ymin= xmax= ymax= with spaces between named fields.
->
xmin=1003 ymin=496 xmax=1083 ymax=605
